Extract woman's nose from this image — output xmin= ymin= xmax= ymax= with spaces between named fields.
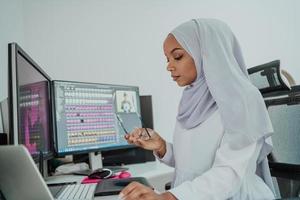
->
xmin=167 ymin=63 xmax=175 ymax=71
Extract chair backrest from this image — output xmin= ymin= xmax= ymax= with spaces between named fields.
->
xmin=248 ymin=60 xmax=300 ymax=197
xmin=248 ymin=60 xmax=300 ymax=173
xmin=265 ymin=88 xmax=300 ymax=166
xmin=248 ymin=60 xmax=290 ymax=97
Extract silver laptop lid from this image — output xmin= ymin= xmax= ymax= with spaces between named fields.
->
xmin=0 ymin=145 xmax=53 ymax=200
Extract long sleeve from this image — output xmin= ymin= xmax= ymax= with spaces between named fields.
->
xmin=154 ymin=142 xmax=175 ymax=168
xmin=169 ymin=139 xmax=273 ymax=200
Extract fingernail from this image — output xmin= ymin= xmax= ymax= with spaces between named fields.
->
xmin=118 ymin=192 xmax=124 ymax=199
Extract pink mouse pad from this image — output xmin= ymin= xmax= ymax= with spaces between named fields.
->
xmin=81 ymin=171 xmax=131 ymax=184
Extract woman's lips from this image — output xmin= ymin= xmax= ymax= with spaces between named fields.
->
xmin=172 ymin=75 xmax=180 ymax=81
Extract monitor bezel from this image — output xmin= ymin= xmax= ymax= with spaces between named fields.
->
xmin=8 ymin=43 xmax=54 ymax=162
xmin=51 ymin=80 xmax=141 ymax=156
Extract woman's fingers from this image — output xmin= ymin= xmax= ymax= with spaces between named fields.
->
xmin=124 ymin=128 xmax=162 ymax=150
xmin=119 ymin=182 xmax=140 ymax=199
xmin=124 ymin=128 xmax=143 ymax=146
xmin=120 ymin=182 xmax=152 ymax=200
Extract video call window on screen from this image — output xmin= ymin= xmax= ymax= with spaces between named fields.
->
xmin=116 ymin=91 xmax=138 ymax=113
xmin=52 ymin=81 xmax=142 ymax=156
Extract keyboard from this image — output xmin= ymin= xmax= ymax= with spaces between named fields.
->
xmin=49 ymin=184 xmax=96 ymax=200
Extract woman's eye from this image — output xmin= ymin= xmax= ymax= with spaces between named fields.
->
xmin=174 ymin=55 xmax=183 ymax=60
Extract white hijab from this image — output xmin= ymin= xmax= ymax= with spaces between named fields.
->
xmin=172 ymin=18 xmax=275 ymax=191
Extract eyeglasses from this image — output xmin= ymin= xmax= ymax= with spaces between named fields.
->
xmin=116 ymin=114 xmax=151 ymax=138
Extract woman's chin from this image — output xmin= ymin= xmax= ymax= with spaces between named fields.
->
xmin=176 ymin=81 xmax=186 ymax=87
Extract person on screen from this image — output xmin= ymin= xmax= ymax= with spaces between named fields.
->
xmin=121 ymin=19 xmax=275 ymax=200
xmin=121 ymin=92 xmax=133 ymax=113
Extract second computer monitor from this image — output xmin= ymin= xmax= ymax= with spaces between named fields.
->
xmin=52 ymin=80 xmax=142 ymax=155
xmin=8 ymin=43 xmax=53 ymax=161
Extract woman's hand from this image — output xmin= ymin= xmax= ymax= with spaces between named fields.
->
xmin=119 ymin=182 xmax=177 ymax=200
xmin=124 ymin=128 xmax=166 ymax=158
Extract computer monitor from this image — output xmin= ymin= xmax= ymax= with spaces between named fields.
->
xmin=8 ymin=43 xmax=53 ymax=162
xmin=52 ymin=80 xmax=142 ymax=169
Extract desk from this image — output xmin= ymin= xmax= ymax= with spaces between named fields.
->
xmin=46 ymin=161 xmax=174 ymax=200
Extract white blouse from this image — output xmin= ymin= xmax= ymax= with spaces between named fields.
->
xmin=157 ymin=110 xmax=275 ymax=200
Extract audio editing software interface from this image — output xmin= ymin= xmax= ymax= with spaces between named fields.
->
xmin=53 ymin=81 xmax=142 ymax=154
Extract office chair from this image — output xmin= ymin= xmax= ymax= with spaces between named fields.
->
xmin=248 ymin=60 xmax=291 ymax=96
xmin=248 ymin=60 xmax=300 ymax=198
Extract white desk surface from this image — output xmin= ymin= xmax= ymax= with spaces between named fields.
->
xmin=45 ymin=161 xmax=174 ymax=200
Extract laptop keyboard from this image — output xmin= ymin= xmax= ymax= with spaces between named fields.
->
xmin=54 ymin=184 xmax=96 ymax=200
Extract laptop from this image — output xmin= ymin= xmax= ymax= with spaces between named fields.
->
xmin=0 ymin=145 xmax=96 ymax=200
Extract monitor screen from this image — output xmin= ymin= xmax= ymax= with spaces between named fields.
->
xmin=8 ymin=43 xmax=53 ymax=161
xmin=52 ymin=80 xmax=142 ymax=155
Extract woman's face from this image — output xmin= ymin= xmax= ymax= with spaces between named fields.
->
xmin=163 ymin=34 xmax=197 ymax=87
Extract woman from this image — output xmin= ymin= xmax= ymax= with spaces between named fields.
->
xmin=120 ymin=19 xmax=275 ymax=200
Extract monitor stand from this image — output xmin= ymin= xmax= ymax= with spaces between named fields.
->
xmin=58 ymin=151 xmax=103 ymax=176
xmin=73 ymin=152 xmax=128 ymax=176
xmin=89 ymin=151 xmax=103 ymax=171
xmin=72 ymin=152 xmax=103 ymax=176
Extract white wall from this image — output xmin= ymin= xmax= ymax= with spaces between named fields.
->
xmin=294 ymin=0 xmax=300 ymax=78
xmin=0 ymin=0 xmax=24 ymax=101
xmin=1 ymin=0 xmax=299 ymax=141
